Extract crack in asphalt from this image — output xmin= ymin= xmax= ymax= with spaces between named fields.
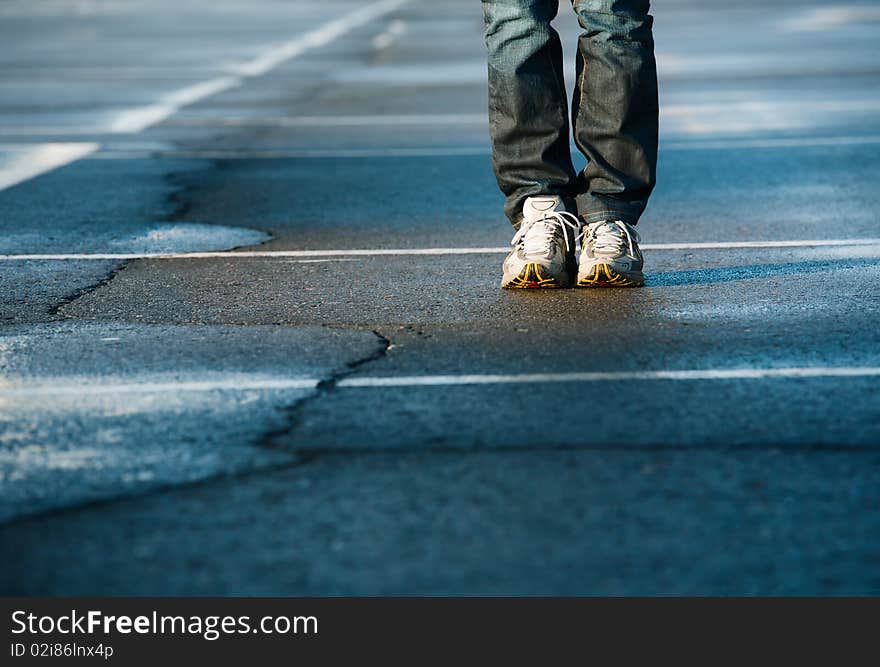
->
xmin=49 ymin=262 xmax=130 ymax=319
xmin=49 ymin=168 xmax=190 ymax=318
xmin=256 ymin=326 xmax=394 ymax=452
xmin=0 ymin=326 xmax=395 ymax=529
xmin=49 ymin=161 xmax=278 ymax=318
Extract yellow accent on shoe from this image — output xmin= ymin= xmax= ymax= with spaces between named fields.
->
xmin=576 ymin=263 xmax=644 ymax=288
xmin=503 ymin=262 xmax=563 ymax=289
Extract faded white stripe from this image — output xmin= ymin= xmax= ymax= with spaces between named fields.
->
xmin=230 ymin=0 xmax=409 ymax=77
xmin=160 ymin=97 xmax=880 ymax=130
xmin=783 ymin=6 xmax=880 ymax=32
xmin=1 ymin=239 xmax=878 ymax=261
xmin=3 ymin=378 xmax=319 ymax=398
xmin=165 ymin=113 xmax=487 ymax=128
xmin=338 ymin=367 xmax=880 ymax=388
xmin=107 ymin=78 xmax=241 ymax=133
xmin=371 ymin=19 xmax=407 ymax=51
xmin=3 ymin=366 xmax=879 ymax=399
xmin=109 ymin=0 xmax=409 ymax=133
xmin=662 ymin=135 xmax=880 ymax=151
xmin=90 ymin=146 xmax=492 ymax=160
xmin=72 ymin=134 xmax=880 ymax=160
xmin=0 ymin=143 xmax=99 ymax=191
xmin=0 ymin=2 xmax=412 ymax=189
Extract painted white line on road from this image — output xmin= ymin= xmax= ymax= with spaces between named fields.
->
xmin=0 ymin=143 xmax=99 ymax=191
xmin=163 ymin=96 xmax=880 ymax=130
xmin=77 ymin=134 xmax=880 ymax=160
xmin=230 ymin=0 xmax=410 ymax=77
xmin=108 ymin=78 xmax=241 ymax=133
xmin=0 ymin=127 xmax=140 ymax=137
xmin=643 ymin=239 xmax=880 ymax=250
xmin=1 ymin=378 xmax=319 ymax=398
xmin=108 ymin=0 xmax=410 ymax=133
xmin=3 ymin=0 xmax=409 ymax=135
xmin=4 ymin=366 xmax=879 ymax=399
xmin=7 ymin=128 xmax=880 ymax=156
xmin=2 ymin=239 xmax=879 ymax=261
xmin=663 ymin=99 xmax=880 ymax=117
xmin=783 ymin=6 xmax=880 ymax=32
xmin=663 ymin=99 xmax=880 ymax=136
xmin=663 ymin=135 xmax=880 ymax=151
xmin=372 ymin=19 xmax=407 ymax=51
xmin=0 ymin=1 xmax=412 ymax=187
xmin=165 ymin=114 xmax=488 ymax=128
xmin=338 ymin=367 xmax=880 ymax=388
xmin=290 ymin=258 xmax=362 ymax=263
xmin=90 ymin=147 xmax=493 ymax=160
xmin=0 ymin=247 xmax=497 ymax=261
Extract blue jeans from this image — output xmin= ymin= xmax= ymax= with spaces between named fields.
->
xmin=482 ymin=0 xmax=658 ymax=227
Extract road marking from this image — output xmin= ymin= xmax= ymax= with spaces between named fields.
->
xmin=74 ymin=134 xmax=880 ymax=160
xmin=6 ymin=122 xmax=880 ymax=152
xmin=662 ymin=135 xmax=880 ymax=151
xmin=1 ymin=239 xmax=878 ymax=261
xmin=108 ymin=0 xmax=411 ymax=133
xmin=783 ymin=6 xmax=880 ymax=32
xmin=161 ymin=97 xmax=880 ymax=129
xmin=4 ymin=366 xmax=879 ymax=399
xmin=642 ymin=239 xmax=880 ymax=250
xmin=288 ymin=258 xmax=362 ymax=263
xmin=662 ymin=99 xmax=880 ymax=117
xmin=229 ymin=0 xmax=410 ymax=77
xmin=164 ymin=114 xmax=488 ymax=127
xmin=372 ymin=19 xmax=407 ymax=51
xmin=0 ymin=143 xmax=99 ymax=191
xmin=0 ymin=127 xmax=110 ymax=137
xmin=90 ymin=146 xmax=493 ymax=159
xmin=0 ymin=0 xmax=412 ymax=184
xmin=1 ymin=378 xmax=319 ymax=398
xmin=0 ymin=247 xmax=500 ymax=261
xmin=4 ymin=134 xmax=875 ymax=162
xmin=338 ymin=367 xmax=880 ymax=388
xmin=663 ymin=98 xmax=880 ymax=136
xmin=107 ymin=78 xmax=241 ymax=133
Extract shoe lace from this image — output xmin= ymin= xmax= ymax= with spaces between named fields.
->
xmin=511 ymin=211 xmax=580 ymax=256
xmin=580 ymin=220 xmax=640 ymax=257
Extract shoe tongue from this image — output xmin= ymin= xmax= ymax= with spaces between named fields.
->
xmin=523 ymin=197 xmax=561 ymax=223
xmin=592 ymin=220 xmax=619 ymax=236
xmin=590 ymin=221 xmax=626 ymax=255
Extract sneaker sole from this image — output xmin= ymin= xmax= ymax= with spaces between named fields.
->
xmin=577 ymin=263 xmax=644 ymax=288
xmin=502 ymin=262 xmax=567 ymax=289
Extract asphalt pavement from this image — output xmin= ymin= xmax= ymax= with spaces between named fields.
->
xmin=1 ymin=0 xmax=879 ymax=595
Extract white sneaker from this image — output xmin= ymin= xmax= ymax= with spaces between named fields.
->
xmin=501 ymin=196 xmax=579 ymax=289
xmin=576 ymin=219 xmax=645 ymax=287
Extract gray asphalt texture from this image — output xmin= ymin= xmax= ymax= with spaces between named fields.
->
xmin=1 ymin=0 xmax=879 ymax=595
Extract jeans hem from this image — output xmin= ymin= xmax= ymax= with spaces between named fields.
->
xmin=577 ymin=208 xmax=642 ymax=226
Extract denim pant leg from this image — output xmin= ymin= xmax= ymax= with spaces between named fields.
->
xmin=571 ymin=0 xmax=659 ymax=226
xmin=482 ymin=0 xmax=578 ymax=227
